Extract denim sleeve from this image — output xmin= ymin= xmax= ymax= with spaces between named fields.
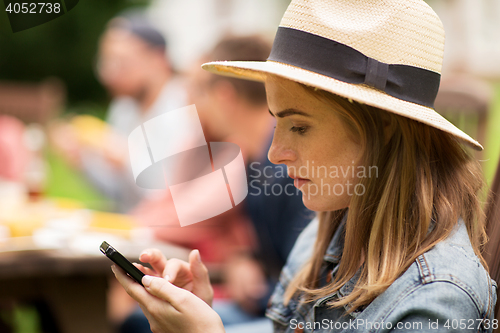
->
xmin=387 ymin=281 xmax=496 ymax=333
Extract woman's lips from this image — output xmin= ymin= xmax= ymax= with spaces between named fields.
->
xmin=294 ymin=178 xmax=311 ymax=188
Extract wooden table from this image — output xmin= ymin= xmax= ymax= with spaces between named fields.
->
xmin=0 ymin=237 xmax=189 ymax=333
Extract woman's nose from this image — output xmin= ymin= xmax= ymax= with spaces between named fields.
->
xmin=268 ymin=135 xmax=296 ymax=165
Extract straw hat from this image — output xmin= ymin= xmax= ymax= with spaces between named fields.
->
xmin=202 ymin=0 xmax=482 ymax=150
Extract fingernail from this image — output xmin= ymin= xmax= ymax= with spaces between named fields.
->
xmin=111 ymin=265 xmax=116 ymax=273
xmin=165 ymin=275 xmax=170 ymax=282
xmin=142 ymin=275 xmax=153 ymax=287
xmin=196 ymin=250 xmax=202 ymax=263
xmin=140 ymin=250 xmax=150 ymax=257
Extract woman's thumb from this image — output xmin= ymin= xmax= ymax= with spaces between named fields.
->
xmin=189 ymin=249 xmax=213 ymax=305
xmin=189 ymin=250 xmax=209 ymax=281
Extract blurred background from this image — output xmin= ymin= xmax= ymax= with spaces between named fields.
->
xmin=0 ymin=0 xmax=499 ymax=332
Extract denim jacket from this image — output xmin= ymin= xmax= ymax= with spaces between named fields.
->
xmin=266 ymin=216 xmax=497 ymax=332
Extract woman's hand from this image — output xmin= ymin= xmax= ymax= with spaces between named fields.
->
xmin=111 ymin=249 xmax=224 ymax=333
xmin=112 ymin=266 xmax=224 ymax=333
xmin=134 ymin=249 xmax=214 ymax=306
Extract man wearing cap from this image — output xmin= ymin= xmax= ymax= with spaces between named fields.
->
xmin=84 ymin=13 xmax=190 ymax=212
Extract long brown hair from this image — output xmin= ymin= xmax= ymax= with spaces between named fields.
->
xmin=283 ymin=82 xmax=487 ymax=313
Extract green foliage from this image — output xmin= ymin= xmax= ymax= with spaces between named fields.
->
xmin=0 ymin=304 xmax=42 ymax=333
xmin=45 ymin=147 xmax=113 ymax=211
xmin=484 ymin=82 xmax=500 ymax=185
xmin=0 ymin=0 xmax=149 ymax=109
xmin=12 ymin=305 xmax=42 ymax=333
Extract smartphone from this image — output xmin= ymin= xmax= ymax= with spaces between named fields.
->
xmin=100 ymin=241 xmax=145 ymax=286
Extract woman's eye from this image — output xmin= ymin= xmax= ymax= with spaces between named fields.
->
xmin=290 ymin=126 xmax=308 ymax=135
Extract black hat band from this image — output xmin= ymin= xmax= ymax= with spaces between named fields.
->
xmin=268 ymin=27 xmax=441 ymax=108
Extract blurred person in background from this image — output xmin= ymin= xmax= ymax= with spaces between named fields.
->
xmin=0 ymin=116 xmax=28 ymax=183
xmin=0 ymin=115 xmax=30 ymax=218
xmin=51 ymin=12 xmax=189 ymax=213
xmin=119 ymin=35 xmax=312 ymax=333
xmin=132 ymin=35 xmax=276 ymax=265
xmin=0 ymin=116 xmax=47 ymax=209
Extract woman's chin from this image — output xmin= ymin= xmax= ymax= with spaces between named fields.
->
xmin=301 ymin=196 xmax=329 ymax=212
xmin=301 ymin=194 xmax=350 ymax=212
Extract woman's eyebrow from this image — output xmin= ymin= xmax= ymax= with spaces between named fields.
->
xmin=269 ymin=108 xmax=311 ymax=118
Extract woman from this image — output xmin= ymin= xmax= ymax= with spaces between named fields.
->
xmin=112 ymin=0 xmax=497 ymax=332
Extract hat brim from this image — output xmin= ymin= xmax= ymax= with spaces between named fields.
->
xmin=202 ymin=60 xmax=483 ymax=151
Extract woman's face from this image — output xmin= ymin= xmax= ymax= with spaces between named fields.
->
xmin=266 ymin=77 xmax=363 ymax=211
